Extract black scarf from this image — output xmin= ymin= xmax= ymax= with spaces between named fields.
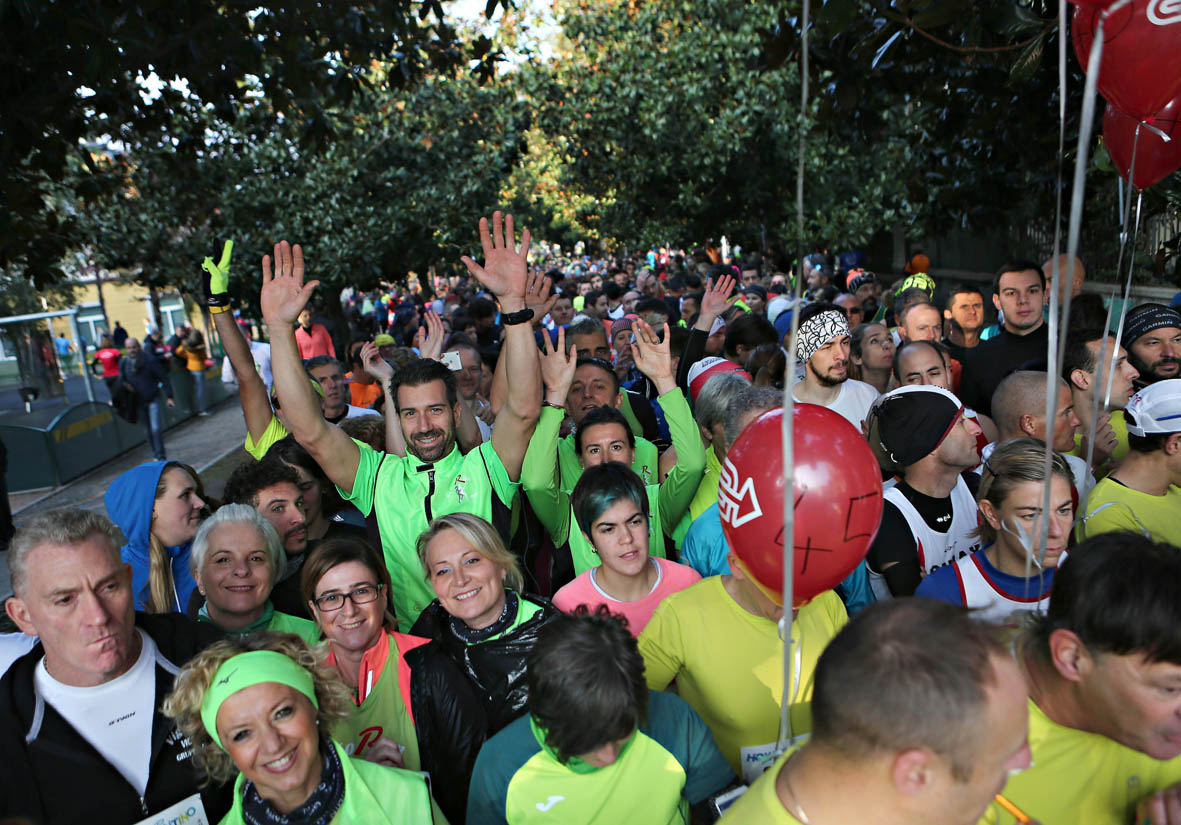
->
xmin=448 ymin=590 xmax=519 ymax=645
xmin=241 ymin=736 xmax=345 ymax=825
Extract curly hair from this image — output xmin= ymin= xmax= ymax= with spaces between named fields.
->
xmin=162 ymin=633 xmax=349 ymax=785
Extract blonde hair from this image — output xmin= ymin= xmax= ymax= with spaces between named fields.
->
xmin=977 ymin=437 xmax=1073 ymax=544
xmin=162 ymin=633 xmax=349 ymax=785
xmin=416 ymin=513 xmax=524 ymax=593
xmin=147 ymin=463 xmax=203 ymax=614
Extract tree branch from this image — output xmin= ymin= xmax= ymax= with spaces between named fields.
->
xmin=882 ymin=12 xmax=1053 ymax=55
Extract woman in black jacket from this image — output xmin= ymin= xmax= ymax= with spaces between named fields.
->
xmin=406 ymin=513 xmax=560 ymax=824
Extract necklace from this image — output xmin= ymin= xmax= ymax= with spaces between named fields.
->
xmin=780 ymin=752 xmax=812 ymax=824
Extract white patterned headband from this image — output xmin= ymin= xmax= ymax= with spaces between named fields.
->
xmin=795 ymin=310 xmax=850 ymax=363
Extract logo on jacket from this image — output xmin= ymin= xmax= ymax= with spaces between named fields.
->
xmin=536 ymin=795 xmax=566 ymax=812
xmin=455 ymin=474 xmax=468 ymax=502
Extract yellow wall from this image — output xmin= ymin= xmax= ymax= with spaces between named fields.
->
xmin=47 ymin=280 xmax=205 ymax=344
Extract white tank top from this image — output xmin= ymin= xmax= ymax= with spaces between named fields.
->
xmin=952 ymin=552 xmax=1054 ymax=624
xmin=886 ymin=475 xmax=981 ymax=573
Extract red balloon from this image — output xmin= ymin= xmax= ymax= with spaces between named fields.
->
xmin=718 ymin=405 xmax=884 ymax=607
xmin=1104 ymin=98 xmax=1181 ymax=189
xmin=1072 ymin=3 xmax=1181 ymax=119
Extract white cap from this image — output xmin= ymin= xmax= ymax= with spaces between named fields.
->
xmin=1126 ymin=380 xmax=1181 ymax=436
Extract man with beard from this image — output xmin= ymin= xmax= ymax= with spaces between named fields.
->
xmin=304 ymin=355 xmax=381 ymax=424
xmin=221 ymin=458 xmax=310 ymax=617
xmin=262 ymin=213 xmax=541 ymax=628
xmin=847 ymin=270 xmax=881 ymax=319
xmin=791 ymin=302 xmax=880 ymax=429
xmin=1123 ymin=303 xmax=1181 ymax=389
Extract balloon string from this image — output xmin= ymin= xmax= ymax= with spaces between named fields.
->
xmin=1039 ymin=6 xmax=1105 ymax=566
xmin=1035 ymin=0 xmax=1069 ymax=588
xmin=1105 ymin=187 xmax=1145 ymax=411
xmin=1084 ymin=291 xmax=1117 ymax=475
xmin=779 ymin=0 xmax=809 ymax=753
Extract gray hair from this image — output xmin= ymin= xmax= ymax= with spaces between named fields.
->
xmin=190 ymin=504 xmax=285 ymax=580
xmin=568 ymin=318 xmax=605 ymax=339
xmin=722 ymin=387 xmax=782 ymax=450
xmin=694 ymin=371 xmax=753 ymax=431
xmin=8 ymin=509 xmax=121 ymax=597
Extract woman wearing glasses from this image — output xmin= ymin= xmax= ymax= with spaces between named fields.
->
xmin=301 ymin=538 xmax=430 ymax=771
xmin=190 ymin=505 xmax=320 ymax=644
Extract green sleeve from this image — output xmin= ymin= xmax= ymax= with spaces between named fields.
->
xmin=475 ymin=440 xmax=520 ymax=508
xmin=655 ymin=388 xmax=707 ymax=535
xmin=335 ymin=441 xmax=383 ymax=517
xmin=244 ymin=416 xmax=290 ymax=461
xmin=521 ymin=405 xmax=572 ymax=545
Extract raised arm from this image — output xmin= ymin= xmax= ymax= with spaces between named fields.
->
xmin=360 ymin=341 xmax=405 ymax=457
xmin=489 ymin=270 xmax=554 ymax=417
xmin=676 ymin=274 xmax=737 ymax=392
xmin=632 ymin=320 xmax=706 ymax=530
xmin=521 ymin=328 xmax=578 ymax=545
xmin=260 ymin=241 xmax=361 ymax=493
xmin=462 ymin=213 xmax=541 ymax=481
xmin=202 ymin=241 xmax=274 ymax=444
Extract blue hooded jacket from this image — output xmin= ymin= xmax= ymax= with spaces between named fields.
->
xmin=105 ymin=461 xmax=199 ymax=612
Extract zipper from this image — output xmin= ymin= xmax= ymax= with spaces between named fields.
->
xmin=424 ymin=469 xmax=436 ymax=522
xmin=140 ymin=795 xmax=149 ymax=816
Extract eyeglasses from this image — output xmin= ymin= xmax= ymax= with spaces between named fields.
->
xmin=312 ymin=584 xmax=384 ymax=612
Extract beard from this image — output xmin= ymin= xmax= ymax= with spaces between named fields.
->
xmin=408 ymin=426 xmax=456 ymax=463
xmin=809 ymin=359 xmax=848 ymax=388
xmin=1129 ymin=351 xmax=1181 ymax=384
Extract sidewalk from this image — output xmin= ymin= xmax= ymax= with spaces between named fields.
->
xmin=3 ymin=395 xmax=252 ymax=600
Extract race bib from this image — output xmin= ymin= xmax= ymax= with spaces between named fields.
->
xmin=739 ymin=733 xmax=811 ymax=784
xmin=133 ymin=793 xmax=209 ymax=825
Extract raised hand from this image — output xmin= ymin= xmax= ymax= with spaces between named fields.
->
xmin=698 ymin=274 xmax=738 ymax=329
xmin=417 ymin=310 xmax=445 ymax=361
xmin=631 ymin=319 xmax=676 ymax=396
xmin=539 ymin=327 xmax=577 ymax=406
xmin=261 ymin=241 xmax=317 ymax=326
xmin=201 ymin=240 xmax=233 ymax=308
xmin=361 ymin=341 xmax=393 ymax=384
xmin=524 ymin=270 xmax=557 ymax=325
xmin=460 ymin=211 xmax=530 ymax=311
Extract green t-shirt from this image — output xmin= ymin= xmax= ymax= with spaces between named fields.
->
xmin=558 ymin=433 xmax=658 ymax=489
xmin=524 ymin=388 xmax=705 ymax=573
xmin=338 ymin=441 xmax=519 ymax=629
xmin=466 ymin=691 xmax=734 ymax=825
xmin=1079 ymin=476 xmax=1181 ymax=545
xmin=220 ymin=740 xmax=446 ymax=825
xmin=244 ymin=415 xmax=290 ymax=461
xmin=197 ymin=601 xmax=320 ymax=646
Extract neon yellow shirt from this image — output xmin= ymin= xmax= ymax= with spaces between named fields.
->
xmin=1070 ymin=409 xmax=1130 ymax=471
xmin=1079 ymin=477 xmax=1181 ymax=546
xmin=671 ymin=444 xmax=722 ymax=548
xmin=980 ymin=699 xmax=1181 ymax=825
xmin=244 ymin=415 xmax=289 ymax=460
xmin=638 ymin=577 xmax=846 ymax=777
xmin=718 ymin=750 xmax=804 ymax=824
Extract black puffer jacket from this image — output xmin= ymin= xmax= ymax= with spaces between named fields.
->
xmin=406 ymin=594 xmax=560 ymax=825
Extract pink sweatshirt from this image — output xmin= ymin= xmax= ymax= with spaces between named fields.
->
xmin=553 ymin=557 xmax=702 ymax=637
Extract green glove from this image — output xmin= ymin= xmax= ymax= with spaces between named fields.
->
xmin=201 ymin=240 xmax=234 ymax=308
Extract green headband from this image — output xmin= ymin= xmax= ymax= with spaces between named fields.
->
xmin=200 ymin=650 xmax=319 ymax=750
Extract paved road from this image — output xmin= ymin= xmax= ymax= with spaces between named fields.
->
xmin=2 ymin=395 xmax=251 ymax=601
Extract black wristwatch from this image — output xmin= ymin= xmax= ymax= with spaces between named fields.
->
xmin=501 ymin=307 xmax=535 ymax=326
